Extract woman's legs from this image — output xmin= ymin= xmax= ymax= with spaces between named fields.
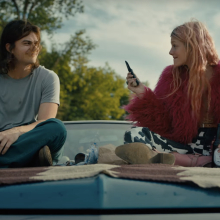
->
xmin=121 ymin=126 xmax=213 ymax=167
xmin=0 ymin=118 xmax=67 ymax=168
xmin=124 ymin=126 xmax=193 ymax=154
xmin=171 ymin=152 xmax=211 ymax=167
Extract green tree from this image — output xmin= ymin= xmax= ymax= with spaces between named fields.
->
xmin=65 ymin=64 xmax=130 ymax=121
xmin=0 ymin=0 xmax=83 ymax=34
xmin=39 ymin=31 xmax=130 ymax=120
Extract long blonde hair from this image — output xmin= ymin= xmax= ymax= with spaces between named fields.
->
xmin=170 ymin=20 xmax=219 ymax=119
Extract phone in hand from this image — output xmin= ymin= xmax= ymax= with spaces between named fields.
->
xmin=125 ymin=60 xmax=139 ymax=86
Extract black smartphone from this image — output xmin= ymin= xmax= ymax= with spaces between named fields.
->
xmin=125 ymin=61 xmax=139 ymax=86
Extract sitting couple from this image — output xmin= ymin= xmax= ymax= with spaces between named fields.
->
xmin=0 ymin=19 xmax=219 ymax=168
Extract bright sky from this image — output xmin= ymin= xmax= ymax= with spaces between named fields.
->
xmin=42 ymin=0 xmax=220 ymax=89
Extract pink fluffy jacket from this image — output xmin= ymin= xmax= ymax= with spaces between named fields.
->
xmin=124 ymin=62 xmax=220 ymax=144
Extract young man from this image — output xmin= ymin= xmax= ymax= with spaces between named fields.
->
xmin=0 ymin=20 xmax=67 ymax=168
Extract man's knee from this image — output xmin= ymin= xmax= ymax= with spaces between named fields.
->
xmin=48 ymin=118 xmax=66 ymax=135
xmin=36 ymin=118 xmax=67 ymax=137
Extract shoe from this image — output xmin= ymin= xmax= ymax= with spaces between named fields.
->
xmin=35 ymin=145 xmax=53 ymax=166
xmin=75 ymin=153 xmax=85 ymax=164
xmin=115 ymin=143 xmax=175 ymax=165
xmin=172 ymin=152 xmax=212 ymax=167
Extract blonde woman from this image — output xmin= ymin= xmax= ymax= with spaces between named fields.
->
xmin=116 ymin=20 xmax=220 ymax=167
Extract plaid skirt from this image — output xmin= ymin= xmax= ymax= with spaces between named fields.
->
xmin=124 ymin=126 xmax=217 ymax=156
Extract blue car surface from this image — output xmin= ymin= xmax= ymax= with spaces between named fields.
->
xmin=1 ymin=120 xmax=220 ymax=220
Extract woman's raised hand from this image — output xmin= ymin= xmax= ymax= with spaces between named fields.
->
xmin=126 ymin=72 xmax=145 ymax=98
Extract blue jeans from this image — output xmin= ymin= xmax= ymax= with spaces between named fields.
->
xmin=0 ymin=118 xmax=67 ymax=168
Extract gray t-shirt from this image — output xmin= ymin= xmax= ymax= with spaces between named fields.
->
xmin=0 ymin=66 xmax=60 ymax=131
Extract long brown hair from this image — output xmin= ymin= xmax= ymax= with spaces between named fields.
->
xmin=170 ymin=20 xmax=219 ymax=119
xmin=0 ymin=20 xmax=41 ymax=74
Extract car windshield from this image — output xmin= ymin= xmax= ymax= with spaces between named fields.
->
xmin=62 ymin=122 xmax=132 ymax=160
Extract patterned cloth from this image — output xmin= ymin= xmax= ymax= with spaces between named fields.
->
xmin=124 ymin=126 xmax=217 ymax=156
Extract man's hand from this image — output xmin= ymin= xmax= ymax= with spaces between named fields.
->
xmin=0 ymin=102 xmax=58 ymax=155
xmin=0 ymin=128 xmax=21 ymax=155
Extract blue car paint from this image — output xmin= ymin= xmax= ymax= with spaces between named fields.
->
xmin=1 ymin=174 xmax=220 ymax=210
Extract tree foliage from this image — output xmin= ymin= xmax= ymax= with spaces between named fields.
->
xmin=38 ymin=31 xmax=130 ymax=121
xmin=0 ymin=0 xmax=83 ymax=34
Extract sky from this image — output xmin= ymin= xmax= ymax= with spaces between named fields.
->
xmin=42 ymin=0 xmax=220 ymax=89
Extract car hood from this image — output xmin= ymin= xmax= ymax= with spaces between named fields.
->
xmin=1 ymin=173 xmax=220 ymax=213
